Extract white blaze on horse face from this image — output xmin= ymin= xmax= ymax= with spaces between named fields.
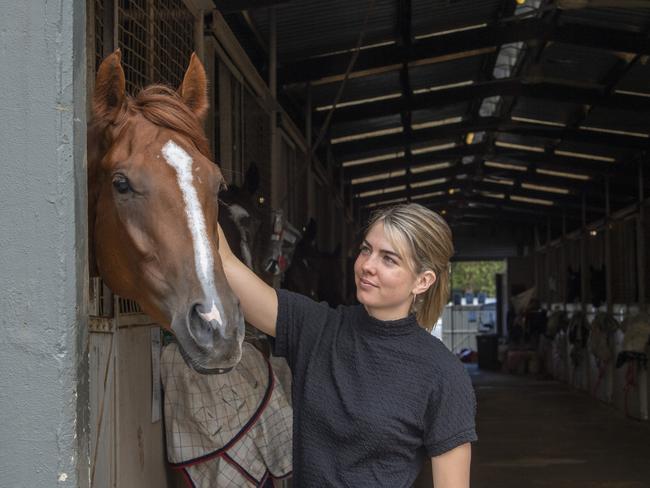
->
xmin=161 ymin=140 xmax=223 ymax=330
xmin=228 ymin=204 xmax=253 ymax=269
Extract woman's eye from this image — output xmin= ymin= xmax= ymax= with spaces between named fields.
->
xmin=112 ymin=175 xmax=132 ymax=194
xmin=359 ymin=246 xmax=370 ymax=255
xmin=383 ymin=256 xmax=396 ymax=265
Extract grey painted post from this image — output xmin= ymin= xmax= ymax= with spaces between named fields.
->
xmin=0 ymin=1 xmax=88 ymax=486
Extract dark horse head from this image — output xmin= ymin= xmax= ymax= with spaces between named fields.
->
xmin=88 ymin=50 xmax=244 ymax=372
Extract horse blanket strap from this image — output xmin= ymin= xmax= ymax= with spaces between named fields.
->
xmin=161 ymin=342 xmax=293 ymax=487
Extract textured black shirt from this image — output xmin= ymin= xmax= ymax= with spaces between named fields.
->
xmin=273 ymin=289 xmax=477 ymax=487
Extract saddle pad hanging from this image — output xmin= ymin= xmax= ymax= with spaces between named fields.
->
xmin=161 ymin=341 xmax=292 ymax=487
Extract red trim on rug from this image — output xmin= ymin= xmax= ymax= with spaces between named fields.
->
xmin=222 ymin=451 xmax=259 ymax=486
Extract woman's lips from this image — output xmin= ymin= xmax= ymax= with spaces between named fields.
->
xmin=359 ymin=277 xmax=378 ymax=288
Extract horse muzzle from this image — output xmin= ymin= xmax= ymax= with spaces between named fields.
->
xmin=172 ymin=300 xmax=245 ymax=373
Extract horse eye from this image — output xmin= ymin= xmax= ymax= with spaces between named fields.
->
xmin=112 ymin=175 xmax=132 ymax=194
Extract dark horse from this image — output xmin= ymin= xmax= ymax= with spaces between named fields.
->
xmin=88 ymin=50 xmax=244 ymax=372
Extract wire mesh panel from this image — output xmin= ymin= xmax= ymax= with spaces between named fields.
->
xmin=153 ymin=0 xmax=195 ymax=87
xmin=611 ymin=218 xmax=637 ymax=304
xmin=95 ymin=0 xmax=106 ymax=72
xmin=118 ymin=0 xmax=195 ymax=94
xmin=118 ymin=0 xmax=151 ymax=94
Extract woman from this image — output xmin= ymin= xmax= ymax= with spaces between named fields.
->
xmin=217 ymin=203 xmax=476 ymax=487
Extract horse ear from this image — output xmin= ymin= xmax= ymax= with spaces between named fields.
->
xmin=93 ymin=49 xmax=126 ymax=122
xmin=178 ymin=52 xmax=209 ymax=121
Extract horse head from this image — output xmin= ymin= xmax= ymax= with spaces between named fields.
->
xmin=88 ymin=50 xmax=244 ymax=372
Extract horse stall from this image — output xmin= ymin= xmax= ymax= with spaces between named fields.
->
xmin=87 ymin=1 xmax=212 ymax=486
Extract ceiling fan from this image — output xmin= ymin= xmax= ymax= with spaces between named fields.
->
xmin=556 ymin=0 xmax=650 ymax=9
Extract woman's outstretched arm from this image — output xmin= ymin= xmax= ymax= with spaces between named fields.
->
xmin=431 ymin=443 xmax=471 ymax=488
xmin=217 ymin=224 xmax=278 ymax=337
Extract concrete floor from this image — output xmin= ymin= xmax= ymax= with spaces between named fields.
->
xmin=469 ymin=366 xmax=650 ymax=488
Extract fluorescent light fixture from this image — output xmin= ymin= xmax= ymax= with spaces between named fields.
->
xmin=351 ymin=170 xmax=406 ymax=185
xmin=411 ymin=162 xmax=452 ymax=173
xmin=614 ymin=89 xmax=650 ymax=98
xmin=411 ymin=116 xmax=463 ymax=130
xmin=510 ymin=195 xmax=554 ymax=206
xmin=358 ymin=185 xmax=406 ymax=198
xmin=365 ymin=197 xmax=408 ymax=208
xmin=411 ymin=178 xmax=447 ymax=189
xmin=535 ymin=168 xmax=590 ymax=181
xmin=343 ymin=151 xmax=405 ymax=168
xmin=331 ymin=127 xmax=403 ymax=144
xmin=484 ymin=161 xmax=527 ymax=171
xmin=579 ymin=125 xmax=648 ymax=139
xmin=495 ymin=141 xmax=545 ymax=152
xmin=316 ymin=92 xmax=402 ymax=112
xmin=415 ymin=23 xmax=487 ymax=40
xmin=511 ymin=116 xmax=566 ymax=127
xmin=554 ymin=150 xmax=616 ymax=162
xmin=412 ymin=81 xmax=474 ymax=94
xmin=411 ymin=142 xmax=456 ymax=155
xmin=481 ymin=191 xmax=505 ymax=199
xmin=412 ymin=191 xmax=445 ymax=200
xmin=521 ymin=182 xmax=570 ymax=195
xmin=484 ymin=177 xmax=514 ymax=186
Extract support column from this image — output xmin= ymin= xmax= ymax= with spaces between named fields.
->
xmin=604 ymin=178 xmax=613 ymax=312
xmin=0 ymin=1 xmax=89 ymax=486
xmin=637 ymin=161 xmax=646 ymax=307
xmin=269 ymin=8 xmax=280 ymax=209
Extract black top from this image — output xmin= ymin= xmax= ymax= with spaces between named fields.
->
xmin=273 ymin=289 xmax=477 ymax=488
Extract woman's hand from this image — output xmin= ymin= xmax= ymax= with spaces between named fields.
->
xmin=216 ymin=224 xmax=278 ymax=337
xmin=431 ymin=443 xmax=471 ymax=488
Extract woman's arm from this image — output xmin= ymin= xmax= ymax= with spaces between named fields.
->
xmin=431 ymin=443 xmax=471 ymax=488
xmin=217 ymin=224 xmax=278 ymax=337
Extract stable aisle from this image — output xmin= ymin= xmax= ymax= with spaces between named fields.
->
xmin=470 ymin=366 xmax=650 ymax=488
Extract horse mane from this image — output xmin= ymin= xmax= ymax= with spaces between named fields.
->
xmin=126 ymin=84 xmax=211 ymax=159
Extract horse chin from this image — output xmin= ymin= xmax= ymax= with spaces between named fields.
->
xmin=172 ymin=316 xmax=245 ymax=374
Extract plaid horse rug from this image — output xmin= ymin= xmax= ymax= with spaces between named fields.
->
xmin=161 ymin=341 xmax=292 ymax=487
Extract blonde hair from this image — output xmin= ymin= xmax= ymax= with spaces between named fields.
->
xmin=367 ymin=203 xmax=454 ymax=332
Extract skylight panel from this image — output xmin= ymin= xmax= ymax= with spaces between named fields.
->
xmin=411 ymin=178 xmax=447 ymax=189
xmin=484 ymin=161 xmax=527 ymax=171
xmin=554 ymin=150 xmax=616 ymax=162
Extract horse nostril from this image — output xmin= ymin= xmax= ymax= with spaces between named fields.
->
xmin=189 ymin=305 xmax=215 ymax=350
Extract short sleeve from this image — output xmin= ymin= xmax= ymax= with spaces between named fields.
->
xmin=423 ymin=361 xmax=477 ymax=457
xmin=273 ymin=288 xmax=330 ymax=370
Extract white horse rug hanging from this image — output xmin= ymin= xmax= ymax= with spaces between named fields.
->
xmin=161 ymin=341 xmax=292 ymax=487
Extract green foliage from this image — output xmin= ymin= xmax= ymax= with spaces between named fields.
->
xmin=450 ymin=260 xmax=506 ymax=297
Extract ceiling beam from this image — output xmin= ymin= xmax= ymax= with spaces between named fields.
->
xmin=333 ymin=117 xmax=645 ymax=162
xmin=315 ymin=79 xmax=650 ymax=126
xmin=280 ymin=17 xmax=650 ymax=85
xmin=343 ymin=143 xmax=486 ymax=179
xmin=214 ymin=0 xmax=292 ymax=13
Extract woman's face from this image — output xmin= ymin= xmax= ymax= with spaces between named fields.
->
xmin=354 ymin=221 xmax=419 ymax=320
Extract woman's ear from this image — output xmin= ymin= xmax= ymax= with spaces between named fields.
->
xmin=413 ymin=270 xmax=436 ymax=296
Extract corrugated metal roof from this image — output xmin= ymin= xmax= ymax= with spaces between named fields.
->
xmin=560 ymin=6 xmax=650 ymax=33
xmin=538 ymin=43 xmax=622 ymax=85
xmin=511 ymin=97 xmax=579 ymax=125
xmin=251 ymin=0 xmax=398 ymax=61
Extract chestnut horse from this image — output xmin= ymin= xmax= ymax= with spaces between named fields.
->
xmin=88 ymin=50 xmax=244 ymax=372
